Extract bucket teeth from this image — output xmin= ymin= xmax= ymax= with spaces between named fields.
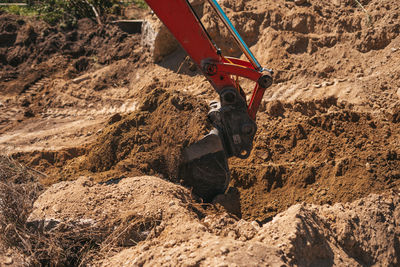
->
xmin=179 ymin=129 xmax=230 ymax=202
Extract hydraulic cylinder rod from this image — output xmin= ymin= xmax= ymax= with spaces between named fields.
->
xmin=207 ymin=0 xmax=263 ymax=71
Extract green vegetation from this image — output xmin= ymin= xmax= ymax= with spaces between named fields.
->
xmin=0 ymin=0 xmax=148 ymax=26
xmin=0 ymin=4 xmax=38 ymax=17
xmin=133 ymin=0 xmax=147 ymax=9
xmin=36 ymin=0 xmax=123 ymax=25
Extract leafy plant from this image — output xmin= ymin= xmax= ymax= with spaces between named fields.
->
xmin=0 ymin=5 xmax=38 ymax=17
xmin=35 ymin=0 xmax=122 ymax=25
xmin=1 ymin=0 xmax=127 ymax=25
xmin=133 ymin=0 xmax=147 ymax=9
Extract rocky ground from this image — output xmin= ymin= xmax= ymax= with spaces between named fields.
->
xmin=1 ymin=0 xmax=400 ymax=265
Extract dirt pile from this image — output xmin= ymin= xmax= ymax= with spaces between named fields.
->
xmin=0 ymin=13 xmax=143 ymax=94
xmin=204 ymin=0 xmax=400 ymax=81
xmin=79 ymin=85 xmax=210 ymax=181
xmin=27 ymin=175 xmax=207 ymax=265
xmin=254 ymin=191 xmax=400 ymax=266
xmin=2 ymin=0 xmax=399 ymax=221
xmin=27 ymin=176 xmax=400 ymax=266
xmin=1 ymin=0 xmax=400 ymax=264
xmin=184 ymin=0 xmax=400 ymax=221
xmin=0 ymin=12 xmax=150 ymax=135
xmin=231 ymin=97 xmax=400 ymax=221
xmin=16 ymin=85 xmax=211 ymax=184
xmin=202 ymin=0 xmax=400 ymax=114
xmin=17 ymin=92 xmax=399 ymax=222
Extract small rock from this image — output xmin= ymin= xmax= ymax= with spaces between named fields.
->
xmin=164 ymin=239 xmax=176 ymax=248
xmin=108 ymin=113 xmax=122 ymax=124
xmin=251 ymin=220 xmax=260 ymax=230
xmin=52 ymin=204 xmax=61 ymax=213
xmin=220 ymin=246 xmax=230 ymax=254
xmin=266 ymin=100 xmax=285 ymax=117
xmin=79 ymin=176 xmax=93 ymax=187
xmin=365 ymin=162 xmax=372 ymax=172
xmin=256 ymin=151 xmax=270 ymax=161
xmin=332 ymin=0 xmax=341 ymax=6
xmin=396 ymin=88 xmax=400 ymax=100
xmin=5 ymin=249 xmax=12 ymax=257
xmin=322 ymin=81 xmax=334 ymax=86
xmin=4 ymin=257 xmax=13 ymax=265
xmin=391 ymin=47 xmax=398 ymax=52
xmin=294 ymin=0 xmax=307 ymax=5
xmin=72 ymin=76 xmax=90 ymax=84
xmin=313 ymin=83 xmax=322 ymax=88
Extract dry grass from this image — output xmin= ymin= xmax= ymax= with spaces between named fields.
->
xmin=0 ymin=155 xmax=43 ymax=243
xmin=0 ymin=155 xmax=99 ymax=265
xmin=0 ymin=155 xmax=163 ymax=266
xmin=80 ymin=213 xmax=162 ymax=265
xmin=354 ymin=0 xmax=372 ymax=26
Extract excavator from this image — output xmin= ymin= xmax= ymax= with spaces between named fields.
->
xmin=144 ymin=0 xmax=273 ymax=201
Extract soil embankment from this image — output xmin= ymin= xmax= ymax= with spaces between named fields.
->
xmin=1 ymin=0 xmax=400 ymax=265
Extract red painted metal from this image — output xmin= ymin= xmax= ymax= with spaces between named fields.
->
xmin=248 ymin=85 xmax=266 ymax=120
xmin=215 ymin=63 xmax=261 ymax=83
xmin=221 ymin=57 xmax=255 ymax=70
xmin=144 ymin=0 xmax=269 ymax=119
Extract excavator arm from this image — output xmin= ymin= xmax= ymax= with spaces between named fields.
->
xmin=144 ymin=0 xmax=273 ymax=201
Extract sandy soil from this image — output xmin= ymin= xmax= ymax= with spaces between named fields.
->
xmin=1 ymin=0 xmax=400 ymax=265
xmin=26 ymin=176 xmax=400 ymax=266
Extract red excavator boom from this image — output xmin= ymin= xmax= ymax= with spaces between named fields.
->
xmin=144 ymin=0 xmax=273 ymax=201
xmin=145 ymin=0 xmax=272 ymax=120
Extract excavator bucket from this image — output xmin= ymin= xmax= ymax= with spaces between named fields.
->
xmin=179 ymin=129 xmax=230 ymax=202
xmin=179 ymin=87 xmax=257 ymax=202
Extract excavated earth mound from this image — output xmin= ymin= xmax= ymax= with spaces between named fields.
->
xmin=1 ymin=0 xmax=400 ymax=265
xmin=231 ymin=97 xmax=400 ymax=222
xmin=6 ymin=0 xmax=400 ymax=223
xmin=0 ymin=11 xmax=147 ymax=133
xmin=13 ymin=86 xmax=211 ymax=185
xmin=0 ymin=12 xmax=142 ymax=95
xmin=26 ymin=176 xmax=400 ymax=266
xmin=17 ymin=91 xmax=400 ymax=223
